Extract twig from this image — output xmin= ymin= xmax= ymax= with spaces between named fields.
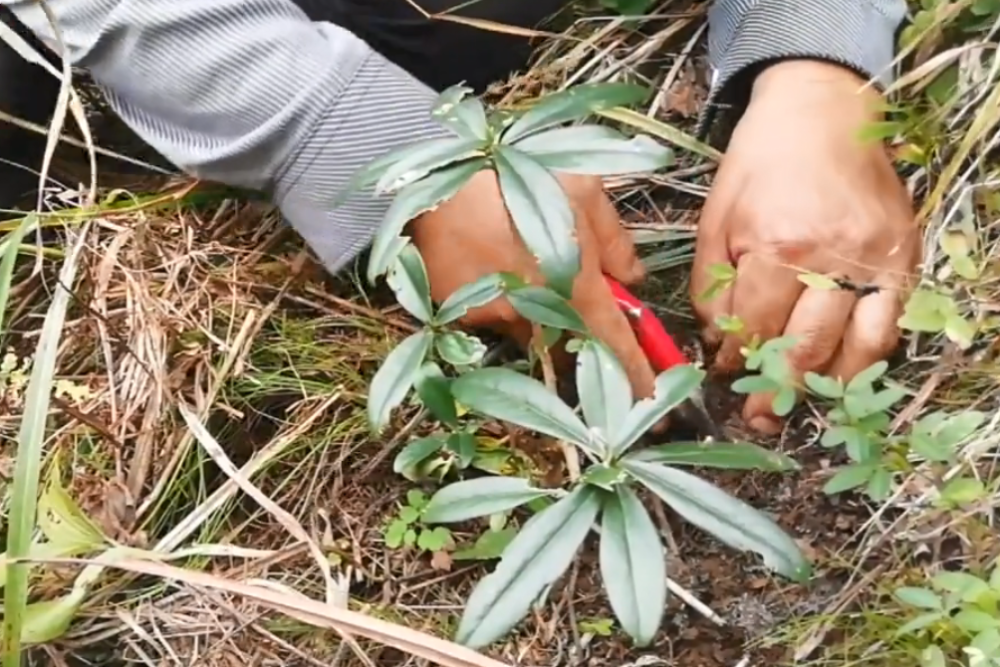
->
xmin=532 ymin=324 xmax=580 ymax=482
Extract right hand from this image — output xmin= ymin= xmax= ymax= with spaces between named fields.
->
xmin=411 ymin=169 xmax=658 ymax=400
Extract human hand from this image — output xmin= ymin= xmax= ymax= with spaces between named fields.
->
xmin=411 ymin=169 xmax=658 ymax=399
xmin=691 ymin=60 xmax=921 ymax=434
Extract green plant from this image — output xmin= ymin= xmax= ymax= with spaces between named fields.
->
xmin=731 ymin=335 xmax=800 ymax=417
xmin=893 ymin=562 xmax=1000 ymax=666
xmin=382 ymin=489 xmax=453 ymax=553
xmin=807 ymin=361 xmax=984 ymax=501
xmin=337 ymin=82 xmax=811 ymax=649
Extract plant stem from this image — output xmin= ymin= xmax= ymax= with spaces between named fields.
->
xmin=532 ymin=325 xmax=580 ymax=482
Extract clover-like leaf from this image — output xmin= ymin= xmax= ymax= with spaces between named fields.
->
xmin=431 ymin=86 xmax=490 ymax=141
xmin=506 ymin=285 xmax=587 ymax=333
xmin=576 ymin=339 xmax=632 ymax=436
xmin=455 ymin=486 xmax=601 ymax=647
xmin=367 ymin=159 xmax=485 ymax=282
xmin=502 ymin=82 xmax=650 ymax=143
xmin=599 ymin=486 xmax=666 ymax=647
xmin=803 ymin=372 xmax=843 ymax=399
xmin=422 ymin=476 xmax=552 ymax=524
xmin=623 ymin=460 xmax=811 ymax=582
xmin=612 ymin=365 xmax=705 ymax=455
xmin=368 ymin=329 xmax=434 ymax=432
xmin=387 ymin=244 xmax=434 ymax=323
xmin=494 ymin=147 xmax=580 ymax=296
xmin=629 ymin=441 xmax=799 ymax=472
xmin=435 ymin=273 xmax=505 ymax=324
xmin=373 ymin=137 xmax=485 ymax=195
xmin=450 ymin=368 xmax=597 ymax=452
xmin=515 ymin=126 xmax=671 ymax=175
xmin=436 ymin=331 xmax=488 ymax=367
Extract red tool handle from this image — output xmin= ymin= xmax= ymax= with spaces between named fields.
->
xmin=604 ymin=275 xmax=688 ymax=372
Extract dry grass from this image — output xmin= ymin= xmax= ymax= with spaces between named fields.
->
xmin=1 ymin=1 xmax=999 ymax=665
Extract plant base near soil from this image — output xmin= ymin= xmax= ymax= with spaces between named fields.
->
xmin=3 ymin=1 xmax=1000 ymax=665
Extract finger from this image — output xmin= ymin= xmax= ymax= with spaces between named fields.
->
xmin=742 ymin=285 xmax=856 ymax=433
xmin=690 ymin=201 xmax=734 ymax=348
xmin=572 ymin=270 xmax=657 ymax=400
xmin=587 ymin=187 xmax=645 ymax=285
xmin=825 ymin=281 xmax=903 ymax=385
xmin=715 ymin=253 xmax=804 ymax=372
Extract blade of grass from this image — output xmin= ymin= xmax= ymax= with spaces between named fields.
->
xmin=2 ymin=226 xmax=88 ymax=665
xmin=0 ymin=214 xmax=35 ymax=339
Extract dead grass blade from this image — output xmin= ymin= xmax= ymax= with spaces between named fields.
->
xmin=83 ymin=557 xmax=513 ymax=667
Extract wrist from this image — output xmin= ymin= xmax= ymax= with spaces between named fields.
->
xmin=750 ymin=60 xmax=884 ymax=120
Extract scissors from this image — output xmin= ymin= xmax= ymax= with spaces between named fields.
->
xmin=604 ymin=275 xmax=721 ymax=441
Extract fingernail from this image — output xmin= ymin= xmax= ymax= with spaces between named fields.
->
xmin=748 ymin=415 xmax=781 ymax=435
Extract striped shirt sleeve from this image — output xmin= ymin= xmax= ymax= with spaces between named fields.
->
xmin=701 ymin=0 xmax=908 ymax=138
xmin=1 ymin=0 xmax=452 ymax=273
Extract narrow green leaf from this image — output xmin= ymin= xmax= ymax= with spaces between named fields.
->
xmin=612 ymin=365 xmax=705 ymax=455
xmin=393 ymin=434 xmax=448 ymax=481
xmin=599 ymin=486 xmax=666 ymax=646
xmin=373 ymin=137 xmax=484 ymax=195
xmin=450 ymin=368 xmax=596 ymax=452
xmin=0 ymin=214 xmax=33 ymax=338
xmin=894 ymin=611 xmax=945 ymax=637
xmin=803 ymin=372 xmax=843 ymax=399
xmin=447 ymin=431 xmax=478 ymax=468
xmin=366 ymin=159 xmax=484 ymax=282
xmin=624 ymin=460 xmax=811 ymax=582
xmin=845 ymin=361 xmax=889 ymax=394
xmin=435 ymin=331 xmax=488 ymax=367
xmin=456 ymin=486 xmax=601 ymax=647
xmin=367 ymin=329 xmax=434 ymax=432
xmin=514 ymin=126 xmax=672 ymax=175
xmin=932 ymin=571 xmax=990 ymax=602
xmin=4 ymin=234 xmax=84 ymax=662
xmin=435 ymin=273 xmax=505 ymax=324
xmin=595 ymin=106 xmax=722 ymax=160
xmin=731 ymin=375 xmax=778 ymax=394
xmin=386 ymin=245 xmax=433 ymax=323
xmin=431 ymin=85 xmax=490 ymax=141
xmin=576 ymin=339 xmax=632 ymax=437
xmin=866 ymin=467 xmax=893 ymax=500
xmin=823 ymin=463 xmax=876 ymax=495
xmin=422 ymin=477 xmax=551 ymax=524
xmin=895 ymin=586 xmax=943 ymax=610
xmin=413 ymin=362 xmax=457 ymax=426
xmin=629 ymin=441 xmax=799 ymax=472
xmin=502 ymin=83 xmax=650 ymax=143
xmin=334 ymin=137 xmax=465 ymax=206
xmin=507 ymin=285 xmax=587 ymax=333
xmin=772 ymin=386 xmax=797 ymax=417
xmin=494 ymin=147 xmax=580 ymax=296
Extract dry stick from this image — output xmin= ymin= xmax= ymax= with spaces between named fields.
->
xmin=532 ymin=324 xmax=580 ymax=482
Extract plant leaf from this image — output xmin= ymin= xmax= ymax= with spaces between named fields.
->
xmin=431 ymin=85 xmax=489 ymax=140
xmin=823 ymin=463 xmax=876 ymax=494
xmin=393 ymin=434 xmax=448 ymax=481
xmin=502 ymin=83 xmax=650 ymax=143
xmin=599 ymin=486 xmax=666 ymax=646
xmin=456 ymin=486 xmax=601 ymax=647
xmin=422 ymin=477 xmax=552 ymax=524
xmin=623 ymin=460 xmax=810 ymax=582
xmin=436 ymin=331 xmax=488 ymax=367
xmin=447 ymin=431 xmax=478 ymax=469
xmin=368 ymin=329 xmax=434 ymax=432
xmin=612 ymin=365 xmax=705 ymax=455
xmin=895 ymin=586 xmax=943 ymax=610
xmin=576 ymin=339 xmax=632 ymax=436
xmin=494 ymin=147 xmax=580 ymax=296
xmin=450 ymin=368 xmax=596 ymax=452
xmin=436 ymin=273 xmax=505 ymax=324
xmin=506 ymin=285 xmax=587 ymax=333
xmin=386 ymin=244 xmax=434 ymax=323
xmin=514 ymin=125 xmax=672 ymax=175
xmin=373 ymin=137 xmax=484 ymax=195
xmin=803 ymin=372 xmax=843 ymax=399
xmin=413 ymin=362 xmax=457 ymax=426
xmin=629 ymin=441 xmax=799 ymax=472
xmin=0 ymin=214 xmax=34 ymax=337
xmin=366 ymin=159 xmax=484 ymax=282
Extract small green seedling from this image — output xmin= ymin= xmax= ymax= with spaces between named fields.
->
xmin=383 ymin=489 xmax=453 ymax=553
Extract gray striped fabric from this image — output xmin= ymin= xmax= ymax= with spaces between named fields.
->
xmin=2 ymin=0 xmax=906 ymax=274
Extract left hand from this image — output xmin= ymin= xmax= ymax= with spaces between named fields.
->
xmin=690 ymin=60 xmax=921 ymax=434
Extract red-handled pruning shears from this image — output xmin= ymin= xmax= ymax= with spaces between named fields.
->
xmin=604 ymin=275 xmax=721 ymax=441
